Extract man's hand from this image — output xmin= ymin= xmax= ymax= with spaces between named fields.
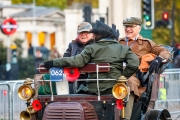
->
xmin=44 ymin=60 xmax=53 ymax=69
xmin=149 ymin=56 xmax=162 ymax=74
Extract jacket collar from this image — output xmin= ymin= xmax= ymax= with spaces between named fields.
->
xmin=72 ymin=39 xmax=94 ymax=47
xmin=119 ymin=35 xmax=143 ymax=41
xmin=97 ymin=38 xmax=118 ymax=43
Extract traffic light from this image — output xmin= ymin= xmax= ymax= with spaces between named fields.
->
xmin=83 ymin=5 xmax=92 ymax=23
xmin=155 ymin=12 xmax=169 ymax=27
xmin=10 ymin=45 xmax=17 ymax=63
xmin=142 ymin=0 xmax=154 ymax=29
xmin=162 ymin=12 xmax=169 ymax=21
xmin=162 ymin=12 xmax=169 ymax=26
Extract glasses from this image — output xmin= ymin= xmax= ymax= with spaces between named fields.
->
xmin=124 ymin=25 xmax=138 ymax=29
xmin=79 ymin=31 xmax=90 ymax=35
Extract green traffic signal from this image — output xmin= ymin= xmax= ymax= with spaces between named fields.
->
xmin=144 ymin=15 xmax=150 ymax=20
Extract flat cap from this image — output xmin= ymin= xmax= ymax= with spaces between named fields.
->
xmin=123 ymin=17 xmax=142 ymax=26
xmin=77 ymin=22 xmax=92 ymax=33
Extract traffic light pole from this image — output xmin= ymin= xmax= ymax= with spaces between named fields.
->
xmin=170 ymin=1 xmax=175 ymax=47
xmin=6 ymin=36 xmax=11 ymax=63
xmin=6 ymin=35 xmax=11 ymax=72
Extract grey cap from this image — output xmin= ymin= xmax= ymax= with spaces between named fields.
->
xmin=123 ymin=17 xmax=142 ymax=26
xmin=77 ymin=22 xmax=92 ymax=33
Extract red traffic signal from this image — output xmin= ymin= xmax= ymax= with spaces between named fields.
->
xmin=162 ymin=12 xmax=168 ymax=20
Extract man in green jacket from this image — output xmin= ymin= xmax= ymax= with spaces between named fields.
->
xmin=43 ymin=20 xmax=139 ymax=95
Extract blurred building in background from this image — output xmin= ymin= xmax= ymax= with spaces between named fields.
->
xmin=0 ymin=0 xmax=141 ymax=57
xmin=0 ymin=0 xmax=65 ymax=57
xmin=0 ymin=0 xmax=11 ymax=5
xmin=64 ymin=0 xmax=141 ymax=51
xmin=0 ymin=0 xmax=142 ymax=80
xmin=101 ymin=0 xmax=141 ymax=37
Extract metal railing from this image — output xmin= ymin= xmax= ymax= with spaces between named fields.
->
xmin=0 ymin=80 xmax=26 ymax=120
xmin=0 ymin=82 xmax=11 ymax=120
xmin=155 ymin=68 xmax=180 ymax=120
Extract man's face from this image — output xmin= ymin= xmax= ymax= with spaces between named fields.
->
xmin=77 ymin=31 xmax=93 ymax=44
xmin=124 ymin=25 xmax=141 ymax=39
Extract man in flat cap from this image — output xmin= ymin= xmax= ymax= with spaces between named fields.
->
xmin=62 ymin=22 xmax=94 ymax=94
xmin=63 ymin=22 xmax=94 ymax=58
xmin=118 ymin=17 xmax=171 ymax=120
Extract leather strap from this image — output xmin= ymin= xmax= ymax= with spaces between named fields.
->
xmin=79 ymin=63 xmax=110 ymax=73
xmin=147 ymin=73 xmax=160 ymax=111
xmin=149 ymin=73 xmax=160 ymax=101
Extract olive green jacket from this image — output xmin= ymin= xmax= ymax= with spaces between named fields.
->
xmin=53 ymin=39 xmax=139 ymax=94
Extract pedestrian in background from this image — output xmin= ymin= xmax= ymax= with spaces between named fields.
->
xmin=49 ymin=46 xmax=62 ymax=60
xmin=35 ymin=49 xmax=43 ymax=73
xmin=173 ymin=43 xmax=180 ymax=68
xmin=173 ymin=43 xmax=180 ymax=59
xmin=174 ymin=56 xmax=180 ymax=68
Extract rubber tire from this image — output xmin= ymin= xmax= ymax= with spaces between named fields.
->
xmin=144 ymin=109 xmax=172 ymax=120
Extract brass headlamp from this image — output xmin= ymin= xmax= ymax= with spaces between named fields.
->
xmin=18 ymin=78 xmax=42 ymax=120
xmin=112 ymin=76 xmax=129 ymax=118
xmin=18 ymin=78 xmax=35 ymax=101
xmin=112 ymin=76 xmax=128 ymax=99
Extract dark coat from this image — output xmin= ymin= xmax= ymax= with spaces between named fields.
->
xmin=174 ymin=55 xmax=180 ymax=68
xmin=63 ymin=39 xmax=94 ymax=57
xmin=63 ymin=39 xmax=94 ymax=93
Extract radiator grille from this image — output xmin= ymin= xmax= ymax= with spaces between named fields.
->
xmin=42 ymin=102 xmax=84 ymax=120
xmin=81 ymin=102 xmax=98 ymax=120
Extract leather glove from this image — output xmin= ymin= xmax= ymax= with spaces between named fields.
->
xmin=112 ymin=24 xmax=120 ymax=40
xmin=149 ymin=56 xmax=162 ymax=74
xmin=44 ymin=60 xmax=53 ymax=69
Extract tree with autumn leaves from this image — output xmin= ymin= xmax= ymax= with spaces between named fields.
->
xmin=12 ymin=0 xmax=98 ymax=10
xmin=153 ymin=0 xmax=180 ymax=46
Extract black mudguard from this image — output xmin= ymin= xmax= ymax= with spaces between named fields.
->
xmin=144 ymin=109 xmax=172 ymax=120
